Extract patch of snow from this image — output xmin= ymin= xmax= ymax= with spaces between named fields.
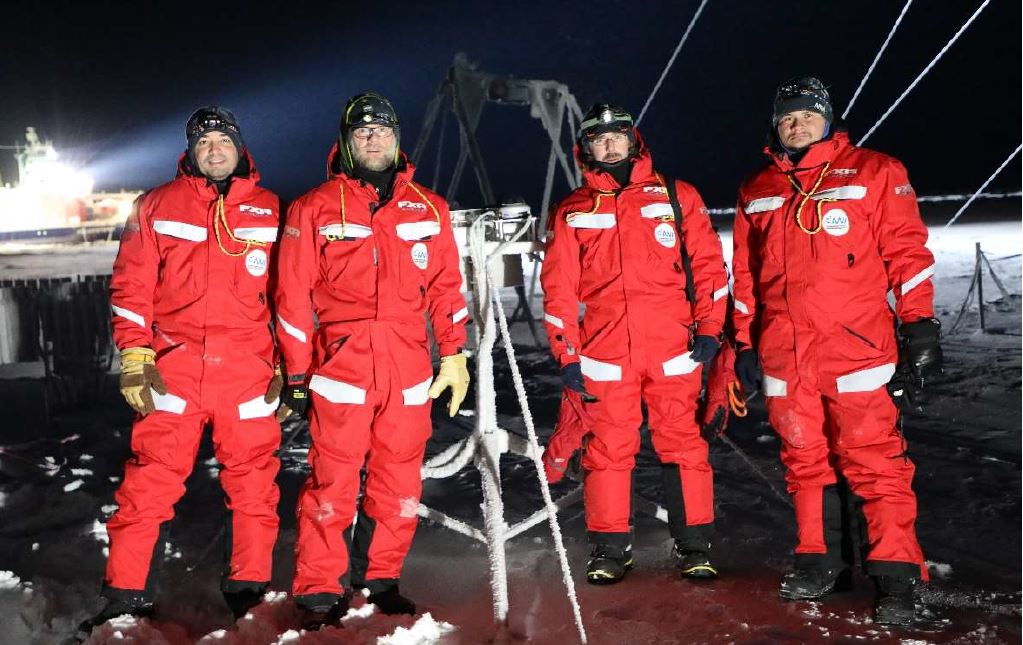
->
xmin=101 ymin=504 xmax=118 ymax=514
xmin=71 ymin=468 xmax=94 ymax=476
xmin=0 ymin=571 xmax=21 ymax=589
xmin=31 ymin=543 xmax=39 ymax=551
xmin=63 ymin=479 xmax=84 ymax=492
xmin=755 ymin=434 xmax=776 ymax=443
xmin=927 ymin=560 xmax=954 ymax=579
xmin=89 ymin=520 xmax=109 ymax=544
xmin=79 ymin=454 xmax=94 ymax=461
xmin=377 ymin=612 xmax=457 ymax=644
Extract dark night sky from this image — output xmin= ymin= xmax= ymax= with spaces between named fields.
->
xmin=2 ymin=0 xmax=1020 ymax=208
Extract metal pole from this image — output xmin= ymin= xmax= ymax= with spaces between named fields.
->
xmin=976 ymin=242 xmax=985 ymax=332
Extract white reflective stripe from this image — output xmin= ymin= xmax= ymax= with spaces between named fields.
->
xmin=745 ymin=196 xmax=785 ymax=214
xmin=544 ymin=312 xmax=565 ymax=329
xmin=277 ymin=315 xmax=307 ymax=343
xmin=640 ymin=202 xmax=673 ymax=219
xmin=579 ymin=355 xmax=621 ymax=382
xmin=309 ymin=375 xmax=367 ymax=404
xmin=734 ymin=299 xmax=750 ymax=315
xmin=152 ymin=390 xmax=187 ymax=414
xmin=111 ymin=304 xmax=146 ymax=328
xmin=662 ymin=351 xmax=699 ymax=377
xmin=811 ymin=185 xmax=867 ymax=201
xmin=153 ymin=220 xmax=207 ymax=242
xmin=319 ymin=223 xmax=373 ymax=238
xmin=763 ymin=374 xmax=787 ymax=397
xmin=713 ymin=285 xmax=729 ymax=302
xmin=567 ymin=213 xmax=616 ymax=229
xmin=452 ymin=307 xmax=469 ymax=324
xmin=396 ymin=220 xmax=442 ymax=241
xmin=402 ymin=377 xmax=433 ymax=406
xmin=238 ymin=395 xmax=278 ymax=420
xmin=901 ymin=264 xmax=935 ymax=296
xmin=233 ymin=227 xmax=278 ymax=242
xmin=836 ymin=363 xmax=896 ymax=393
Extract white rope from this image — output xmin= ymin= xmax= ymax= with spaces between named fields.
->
xmin=945 ymin=144 xmax=1023 ymax=228
xmin=635 ymin=0 xmax=710 ymax=126
xmin=484 ymin=219 xmax=588 ymax=644
xmin=858 ymin=0 xmax=991 ymax=146
xmin=421 ymin=434 xmax=478 ymax=479
xmin=842 ymin=0 xmax=913 ymax=119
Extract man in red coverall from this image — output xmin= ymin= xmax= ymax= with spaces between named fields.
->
xmin=80 ymin=107 xmax=283 ymax=635
xmin=541 ymin=104 xmax=729 ymax=585
xmin=731 ymin=77 xmax=943 ymax=626
xmin=274 ymin=92 xmax=470 ymax=627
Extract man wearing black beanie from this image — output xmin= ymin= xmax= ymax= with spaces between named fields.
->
xmin=732 ymin=77 xmax=942 ymax=626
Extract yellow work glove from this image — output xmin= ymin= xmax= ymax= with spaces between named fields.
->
xmin=428 ymin=353 xmax=471 ymax=417
xmin=119 ymin=347 xmax=167 ymax=416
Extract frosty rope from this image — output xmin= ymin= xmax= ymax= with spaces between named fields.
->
xmin=944 ymin=143 xmax=1023 ymax=228
xmin=484 ymin=223 xmax=588 ymax=644
xmin=635 ymin=0 xmax=710 ymax=127
xmin=858 ymin=0 xmax=991 ymax=146
xmin=842 ymin=0 xmax=913 ymax=119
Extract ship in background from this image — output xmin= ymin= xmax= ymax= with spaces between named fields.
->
xmin=0 ymin=127 xmax=141 ymax=243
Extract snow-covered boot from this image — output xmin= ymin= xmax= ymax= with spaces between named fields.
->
xmin=75 ymin=597 xmax=154 ymax=641
xmin=873 ymin=575 xmax=915 ymax=626
xmin=223 ymin=583 xmax=267 ymax=620
xmin=367 ymin=585 xmax=417 ymax=615
xmin=586 ymin=544 xmax=634 ymax=585
xmin=672 ymin=541 xmax=718 ymax=579
xmin=298 ymin=594 xmax=349 ymax=631
xmin=778 ymin=565 xmax=851 ymax=600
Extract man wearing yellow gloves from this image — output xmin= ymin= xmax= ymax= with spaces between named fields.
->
xmin=274 ymin=92 xmax=470 ymax=627
xmin=80 ymin=107 xmax=284 ymax=636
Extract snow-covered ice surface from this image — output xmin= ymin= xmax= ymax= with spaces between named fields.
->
xmin=0 ymin=216 xmax=1019 ymax=644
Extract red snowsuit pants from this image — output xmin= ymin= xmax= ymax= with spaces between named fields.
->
xmin=580 ymin=354 xmax=712 ymax=545
xmin=105 ymin=347 xmax=281 ymax=593
xmin=763 ymin=346 xmax=927 ymax=579
xmin=292 ymin=323 xmax=434 ymax=602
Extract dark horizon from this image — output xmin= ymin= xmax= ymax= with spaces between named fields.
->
xmin=2 ymin=1 xmax=1020 ymax=208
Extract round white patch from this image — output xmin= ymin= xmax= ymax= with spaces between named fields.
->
xmin=411 ymin=242 xmax=429 ymax=269
xmin=245 ymin=249 xmax=268 ymax=276
xmin=654 ymin=222 xmax=676 ymax=248
xmin=822 ymin=209 xmax=850 ymax=236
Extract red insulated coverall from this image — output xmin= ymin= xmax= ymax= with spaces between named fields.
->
xmin=732 ymin=131 xmax=934 ymax=578
xmin=541 ymin=138 xmax=728 ymax=547
xmin=106 ymin=153 xmax=282 ymax=596
xmin=275 ymin=147 xmax=467 ymax=603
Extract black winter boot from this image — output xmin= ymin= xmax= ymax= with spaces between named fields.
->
xmin=223 ymin=582 xmax=268 ymax=620
xmin=779 ymin=565 xmax=851 ymax=600
xmin=873 ymin=575 xmax=915 ymax=626
xmin=75 ymin=597 xmax=154 ymax=641
xmin=672 ymin=541 xmax=718 ymax=579
xmin=586 ymin=544 xmax=634 ymax=585
xmin=367 ymin=585 xmax=417 ymax=615
xmin=298 ymin=594 xmax=350 ymax=631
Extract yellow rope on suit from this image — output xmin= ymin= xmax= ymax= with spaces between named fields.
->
xmin=788 ymin=161 xmax=838 ymax=235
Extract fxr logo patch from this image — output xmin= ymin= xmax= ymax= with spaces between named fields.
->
xmin=240 ymin=204 xmax=273 ymax=216
xmin=829 ymin=168 xmax=858 ymax=177
xmin=398 ymin=200 xmax=428 ymax=212
xmin=643 ymin=186 xmax=667 ymax=194
xmin=284 ymin=225 xmax=300 ymax=238
xmin=894 ymin=183 xmax=914 ymax=196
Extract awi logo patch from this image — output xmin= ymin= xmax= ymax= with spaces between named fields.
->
xmin=654 ymin=222 xmax=676 ymax=247
xmin=822 ymin=209 xmax=850 ymax=236
xmin=245 ymin=249 xmax=268 ymax=276
xmin=411 ymin=242 xmax=429 ymax=269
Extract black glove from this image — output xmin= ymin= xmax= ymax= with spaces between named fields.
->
xmin=276 ymin=375 xmax=310 ymax=421
xmin=561 ymin=362 xmax=597 ymax=402
xmin=887 ymin=318 xmax=943 ymax=410
xmin=690 ymin=335 xmax=720 ymax=364
xmin=734 ymin=348 xmax=762 ymax=394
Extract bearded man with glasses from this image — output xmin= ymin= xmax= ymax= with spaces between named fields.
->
xmin=274 ymin=92 xmax=470 ymax=628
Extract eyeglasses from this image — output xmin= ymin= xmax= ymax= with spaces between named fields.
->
xmin=588 ymin=131 xmax=628 ymax=147
xmin=351 ymin=126 xmax=395 ymax=141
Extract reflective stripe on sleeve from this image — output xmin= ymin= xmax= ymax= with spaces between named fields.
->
xmin=900 ymin=264 xmax=935 ymax=296
xmin=112 ymin=304 xmax=146 ymax=328
xmin=734 ymin=300 xmax=750 ymax=315
xmin=544 ymin=313 xmax=565 ymax=329
xmin=277 ymin=315 xmax=307 ymax=343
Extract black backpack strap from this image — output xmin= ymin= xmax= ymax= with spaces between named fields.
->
xmin=664 ymin=177 xmax=697 ymax=304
